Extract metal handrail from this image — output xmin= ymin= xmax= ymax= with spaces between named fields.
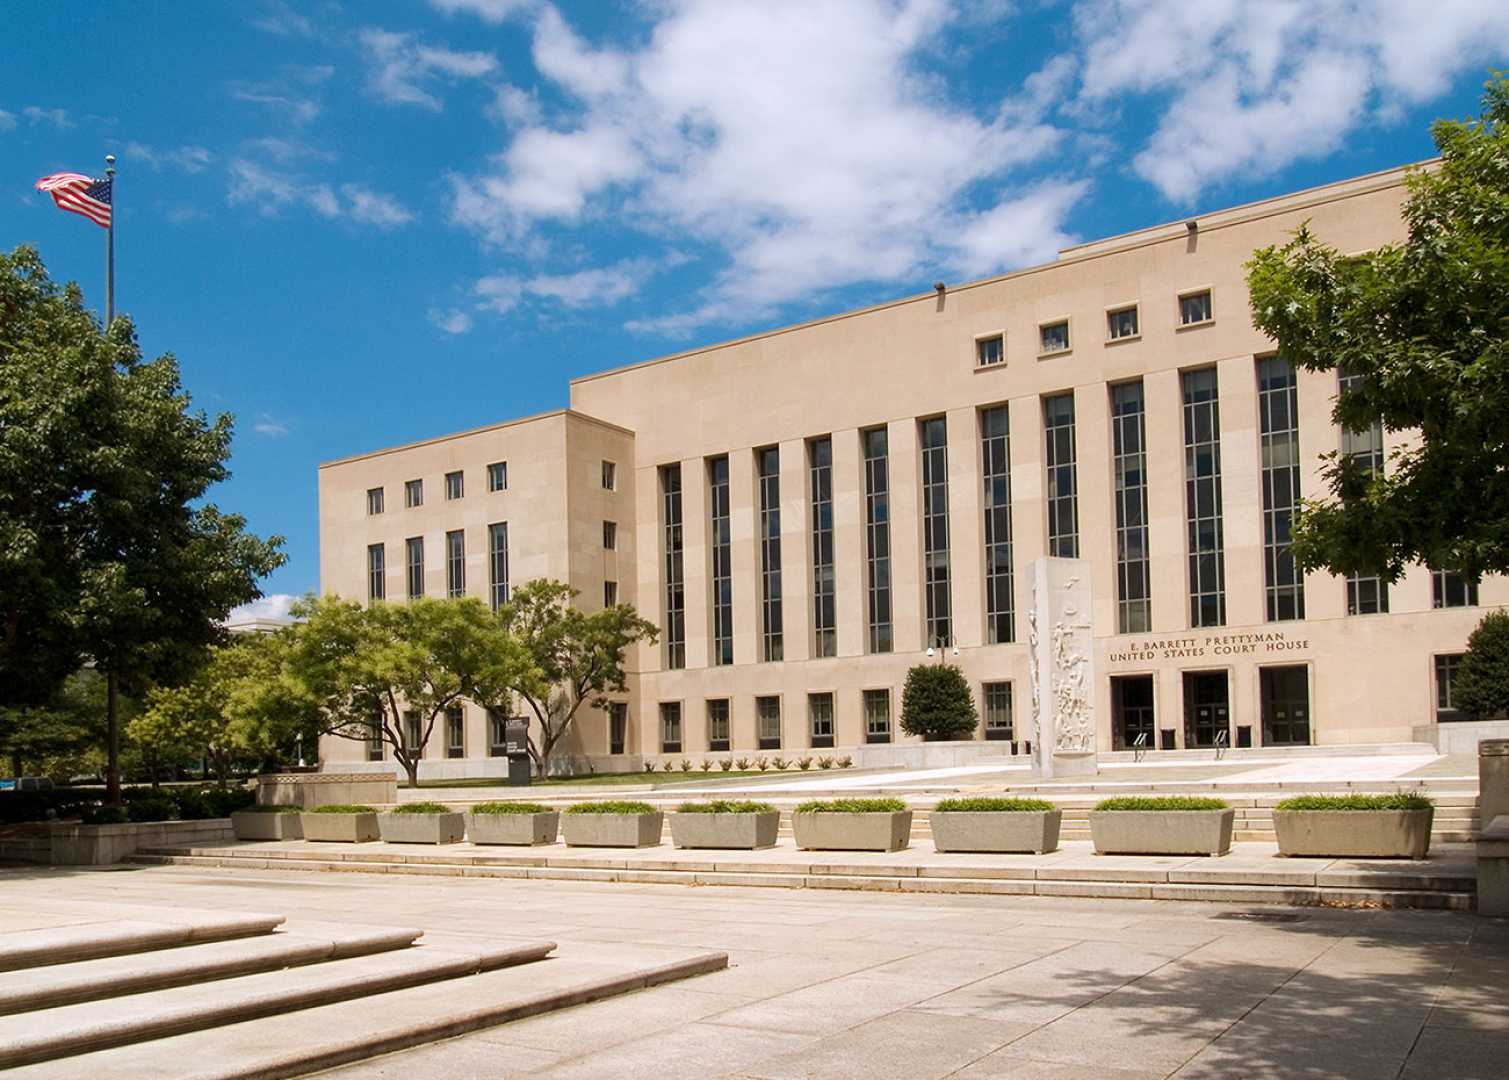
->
xmin=1132 ymin=731 xmax=1149 ymax=763
xmin=1214 ymin=729 xmax=1229 ymax=760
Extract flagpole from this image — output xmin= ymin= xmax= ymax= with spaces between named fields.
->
xmin=104 ymin=153 xmax=115 ymax=327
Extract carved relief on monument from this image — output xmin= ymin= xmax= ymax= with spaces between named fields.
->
xmin=1051 ymin=577 xmax=1093 ymax=752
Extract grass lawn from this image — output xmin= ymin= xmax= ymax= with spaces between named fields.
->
xmin=417 ymin=769 xmax=821 ymax=790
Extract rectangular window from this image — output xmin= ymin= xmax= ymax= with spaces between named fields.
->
xmin=975 ymin=333 xmax=1004 ymax=367
xmin=920 ymin=416 xmax=951 ymax=648
xmin=1107 ymin=305 xmax=1139 ymax=340
xmin=404 ymin=479 xmax=423 ymax=508
xmin=1258 ymin=356 xmax=1304 ymax=621
xmin=864 ymin=689 xmax=891 ymax=744
xmin=1183 ymin=368 xmax=1226 ymax=627
xmin=1340 ymin=369 xmax=1388 ymax=614
xmin=1044 ymin=393 xmax=1079 ymax=558
xmin=445 ymin=470 xmax=464 ymax=500
xmin=406 ymin=536 xmax=424 ymax=599
xmin=445 ymin=705 xmax=465 ymax=758
xmin=983 ymin=682 xmax=1013 ymax=741
xmin=446 ymin=529 xmax=465 ymax=598
xmin=708 ymin=455 xmax=733 ymax=666
xmin=1436 ymin=654 xmax=1472 ymax=722
xmin=1039 ymin=319 xmax=1070 ymax=355
xmin=1111 ymin=382 xmax=1151 ymax=634
xmin=863 ymin=427 xmax=893 ymax=653
xmin=366 ymin=487 xmax=384 ymax=515
xmin=601 ymin=460 xmax=616 ymax=490
xmin=758 ymin=447 xmax=783 ymax=662
xmin=757 ymin=695 xmax=782 ymax=749
xmin=603 ymin=580 xmax=618 ymax=607
xmin=660 ymin=702 xmax=682 ymax=753
xmin=403 ymin=711 xmax=422 ymax=755
xmin=609 ymin=703 xmax=627 ymax=755
xmin=603 ymin=520 xmax=617 ymax=549
xmin=1179 ymin=289 xmax=1213 ymax=325
xmin=1433 ymin=571 xmax=1479 ymax=609
xmin=367 ymin=543 xmax=386 ymax=602
xmin=707 ymin=699 xmax=730 ymax=751
xmin=809 ymin=436 xmax=836 ymax=658
xmin=661 ymin=465 xmax=685 ymax=669
xmin=487 ymin=462 xmax=507 ymax=492
xmin=366 ymin=711 xmax=384 ymax=761
xmin=808 ymin=692 xmax=834 ymax=748
xmin=977 ymin=406 xmax=1015 ymax=645
xmin=488 ymin=523 xmax=509 ymax=610
xmin=488 ymin=709 xmax=507 ymax=757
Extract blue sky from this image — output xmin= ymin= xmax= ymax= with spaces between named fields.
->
xmin=3 ymin=0 xmax=1507 ymax=616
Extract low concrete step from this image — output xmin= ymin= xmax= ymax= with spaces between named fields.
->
xmin=0 ymin=913 xmax=286 ymax=973
xmin=0 ymin=938 xmax=555 ymax=1069
xmin=5 ymin=943 xmax=729 ymax=1080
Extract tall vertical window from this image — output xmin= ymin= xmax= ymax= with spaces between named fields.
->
xmin=367 ymin=543 xmax=386 ymax=602
xmin=445 ymin=529 xmax=465 ymax=598
xmin=1340 ymin=369 xmax=1388 ymax=614
xmin=603 ymin=520 xmax=617 ymax=549
xmin=1433 ymin=571 xmax=1479 ymax=609
xmin=366 ymin=487 xmax=384 ymax=515
xmin=808 ymin=692 xmax=834 ymax=748
xmin=1258 ymin=356 xmax=1304 ymax=621
xmin=980 ymin=406 xmax=1014 ymax=644
xmin=609 ymin=703 xmax=627 ymax=755
xmin=809 ymin=437 xmax=836 ymax=657
xmin=445 ymin=705 xmax=465 ymax=758
xmin=404 ymin=479 xmax=423 ymax=508
xmin=983 ymin=682 xmax=1013 ymax=740
xmin=864 ymin=689 xmax=891 ymax=743
xmin=444 ymin=470 xmax=464 ymax=500
xmin=757 ymin=695 xmax=782 ymax=750
xmin=1436 ymin=654 xmax=1472 ymax=722
xmin=660 ymin=702 xmax=682 ymax=753
xmin=601 ymin=460 xmax=616 ymax=490
xmin=708 ymin=455 xmax=733 ymax=666
xmin=405 ymin=537 xmax=424 ymax=599
xmin=1111 ymin=382 xmax=1151 ymax=633
xmin=366 ymin=711 xmax=384 ymax=761
xmin=603 ymin=580 xmax=618 ymax=607
xmin=758 ymin=447 xmax=783 ymax=661
xmin=1182 ymin=368 xmax=1226 ymax=627
xmin=487 ymin=462 xmax=507 ymax=492
xmin=863 ymin=428 xmax=892 ymax=653
xmin=920 ymin=416 xmax=952 ymax=648
xmin=707 ymin=699 xmax=730 ymax=751
xmin=488 ymin=523 xmax=509 ymax=610
xmin=660 ymin=465 xmax=685 ymax=669
xmin=1043 ymin=393 xmax=1079 ymax=557
xmin=403 ymin=711 xmax=421 ymax=754
xmin=488 ymin=709 xmax=507 ymax=757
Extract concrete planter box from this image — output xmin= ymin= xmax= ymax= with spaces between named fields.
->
xmin=378 ymin=811 xmax=466 ymax=844
xmin=300 ymin=811 xmax=379 ymax=843
xmin=931 ymin=810 xmax=1061 ymax=854
xmin=793 ymin=811 xmax=912 ymax=852
xmin=231 ymin=810 xmax=304 ymax=841
xmin=48 ymin=819 xmax=234 ymax=866
xmin=1090 ymin=809 xmax=1234 ymax=856
xmin=1274 ymin=808 xmax=1433 ymax=859
xmin=467 ymin=811 xmax=559 ymax=846
xmin=561 ymin=811 xmax=664 ymax=848
xmin=669 ymin=811 xmax=780 ymax=850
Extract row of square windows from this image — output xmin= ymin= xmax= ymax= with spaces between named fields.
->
xmin=364 ymin=460 xmax=619 ymax=514
xmin=974 ymin=289 xmax=1213 ymax=367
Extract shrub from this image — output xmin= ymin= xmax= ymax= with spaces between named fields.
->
xmin=472 ymin=801 xmax=553 ymax=814
xmin=755 ymin=758 xmax=770 ymax=771
xmin=934 ymin=797 xmax=1055 ymax=813
xmin=797 ymin=756 xmax=813 ymax=771
xmin=1275 ymin=793 xmax=1434 ymax=812
xmin=817 ymin=756 xmax=834 ymax=770
xmin=677 ymin=759 xmax=690 ymax=772
xmin=1094 ymin=796 xmax=1229 ymax=811
xmin=796 ymin=797 xmax=907 ymax=814
xmin=836 ymin=755 xmax=853 ymax=768
xmin=735 ymin=757 xmax=751 ymax=770
xmin=900 ymin=663 xmax=978 ymax=740
xmin=770 ymin=756 xmax=788 ymax=770
xmin=718 ymin=758 xmax=734 ymax=771
xmin=201 ymin=787 xmax=256 ymax=818
xmin=1453 ymin=609 xmax=1509 ymax=718
xmin=310 ymin=804 xmax=377 ymax=814
xmin=700 ymin=760 xmax=713 ymax=772
xmin=391 ymin=801 xmax=454 ymax=814
xmin=126 ymin=795 xmax=178 ymax=822
xmin=644 ymin=760 xmax=657 ymax=773
xmin=81 ymin=805 xmax=129 ymax=825
xmin=676 ymin=800 xmax=777 ymax=814
xmin=565 ymin=800 xmax=656 ymax=814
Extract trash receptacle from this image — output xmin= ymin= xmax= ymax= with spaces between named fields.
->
xmin=505 ymin=719 xmax=532 ymax=787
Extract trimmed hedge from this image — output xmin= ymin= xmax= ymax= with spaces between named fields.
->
xmin=933 ymin=796 xmax=1055 ymax=813
xmin=676 ymin=800 xmax=777 ymax=814
xmin=1275 ymin=793 xmax=1434 ymax=812
xmin=1094 ymin=796 xmax=1230 ymax=811
xmin=564 ymin=800 xmax=656 ymax=815
xmin=472 ymin=801 xmax=553 ymax=815
xmin=1 ymin=785 xmax=255 ymax=824
xmin=795 ymin=798 xmax=907 ymax=814
xmin=389 ymin=802 xmax=454 ymax=815
xmin=309 ymin=804 xmax=377 ymax=814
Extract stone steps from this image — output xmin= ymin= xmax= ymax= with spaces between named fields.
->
xmin=0 ymin=912 xmax=285 ymax=972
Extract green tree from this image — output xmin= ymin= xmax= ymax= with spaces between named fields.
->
xmin=900 ymin=663 xmax=978 ymax=741
xmin=1453 ymin=610 xmax=1509 ymax=719
xmin=1246 ymin=75 xmax=1509 ymax=582
xmin=487 ymin=580 xmax=657 ymax=772
xmin=0 ymin=670 xmax=108 ymax=779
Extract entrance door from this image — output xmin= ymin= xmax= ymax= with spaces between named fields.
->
xmin=1261 ymin=666 xmax=1310 ymax=745
xmin=1112 ymin=675 xmax=1155 ymax=750
xmin=1183 ymin=671 xmax=1229 ymax=748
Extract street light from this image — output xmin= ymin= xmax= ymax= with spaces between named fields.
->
xmin=925 ymin=635 xmax=960 ymax=663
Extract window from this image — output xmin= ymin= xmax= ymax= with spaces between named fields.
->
xmin=603 ymin=520 xmax=617 ymax=550
xmin=863 ymin=427 xmax=892 ymax=653
xmin=603 ymin=580 xmax=618 ymax=607
xmin=403 ymin=711 xmax=422 ymax=755
xmin=609 ymin=703 xmax=627 ymax=755
xmin=1182 ymin=368 xmax=1226 ymax=627
xmin=1258 ymin=357 xmax=1304 ymax=621
xmin=487 ymin=462 xmax=507 ymax=492
xmin=488 ymin=523 xmax=509 ymax=610
xmin=864 ymin=689 xmax=891 ymax=743
xmin=1044 ymin=393 xmax=1079 ymax=558
xmin=1433 ymin=571 xmax=1479 ymax=609
xmin=661 ymin=465 xmax=685 ymax=669
xmin=810 ymin=436 xmax=836 ymax=657
xmin=446 ymin=529 xmax=465 ymax=598
xmin=1435 ymin=655 xmax=1472 ymax=723
xmin=1039 ymin=319 xmax=1070 ymax=355
xmin=445 ymin=470 xmax=464 ymax=500
xmin=708 ymin=455 xmax=733 ymax=666
xmin=975 ymin=333 xmax=1004 ymax=367
xmin=920 ymin=416 xmax=951 ymax=648
xmin=366 ymin=487 xmax=384 ymax=515
xmin=601 ymin=460 xmax=616 ymax=490
xmin=660 ymin=702 xmax=682 ymax=753
xmin=406 ymin=537 xmax=424 ymax=599
xmin=366 ymin=712 xmax=384 ymax=761
xmin=808 ymin=693 xmax=834 ymax=748
xmin=1340 ymin=368 xmax=1388 ymax=614
xmin=981 ymin=406 xmax=1015 ymax=645
xmin=1111 ymin=382 xmax=1151 ymax=633
xmin=758 ymin=447 xmax=783 ymax=661
xmin=757 ymin=696 xmax=782 ymax=749
xmin=404 ymin=479 xmax=423 ymax=508
xmin=1179 ymin=289 xmax=1213 ymax=326
xmin=983 ymin=682 xmax=1012 ymax=741
xmin=707 ymin=699 xmax=730 ymax=751
xmin=367 ymin=543 xmax=386 ymax=602
xmin=445 ymin=705 xmax=465 ymax=758
xmin=1107 ymin=306 xmax=1139 ymax=340
xmin=488 ymin=709 xmax=507 ymax=757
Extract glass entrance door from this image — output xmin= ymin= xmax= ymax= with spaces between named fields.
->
xmin=1261 ymin=666 xmax=1310 ymax=745
xmin=1183 ymin=671 xmax=1229 ymax=748
xmin=1112 ymin=675 xmax=1155 ymax=750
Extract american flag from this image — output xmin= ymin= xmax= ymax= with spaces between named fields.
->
xmin=35 ymin=172 xmax=113 ymax=228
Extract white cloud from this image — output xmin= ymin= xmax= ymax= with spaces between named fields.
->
xmin=358 ymin=27 xmax=499 ymax=111
xmin=227 ymin=158 xmax=413 ymax=228
xmin=428 ymin=307 xmax=475 ymax=334
xmin=242 ymin=136 xmax=335 ymax=165
xmin=122 ymin=142 xmax=214 ymax=173
xmin=342 ymin=185 xmax=416 ymax=228
xmin=430 ymin=0 xmax=537 ymax=23
xmin=228 ymin=594 xmax=299 ymax=622
xmin=250 ymin=1 xmax=313 ymax=37
xmin=229 ymin=81 xmax=322 ymax=126
xmin=0 ymin=109 xmax=15 ymax=132
xmin=473 ymin=255 xmax=667 ymax=316
xmin=23 ymin=106 xmax=70 ymax=128
xmin=252 ymin=413 xmax=290 ymax=437
xmin=488 ymin=84 xmax=542 ymax=127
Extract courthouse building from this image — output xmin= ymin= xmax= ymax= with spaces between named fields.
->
xmin=319 ymin=161 xmax=1501 ymax=776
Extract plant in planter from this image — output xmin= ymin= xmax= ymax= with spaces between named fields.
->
xmin=793 ymin=797 xmax=912 ymax=852
xmin=669 ymin=799 xmax=780 ymax=850
xmin=1273 ymin=793 xmax=1435 ymax=859
xmin=817 ymin=756 xmax=834 ymax=770
xmin=797 ymin=756 xmax=813 ymax=771
xmin=735 ymin=757 xmax=751 ymax=770
xmin=644 ymin=760 xmax=657 ymax=773
xmin=680 ymin=759 xmax=693 ymax=773
xmin=931 ymin=797 xmax=1061 ymax=854
xmin=1089 ymin=796 xmax=1233 ymax=856
xmin=836 ymin=755 xmax=853 ymax=768
xmin=468 ymin=801 xmax=559 ymax=846
xmin=755 ymin=757 xmax=770 ymax=771
xmin=700 ymin=760 xmax=714 ymax=772
xmin=718 ymin=758 xmax=734 ymax=771
xmin=231 ymin=804 xmax=305 ymax=841
xmin=379 ymin=801 xmax=466 ymax=844
xmin=561 ymin=800 xmax=664 ymax=848
xmin=301 ymin=804 xmax=380 ymax=843
xmin=901 ymin=663 xmax=979 ymax=741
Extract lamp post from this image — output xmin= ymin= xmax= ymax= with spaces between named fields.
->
xmin=924 ymin=635 xmax=960 ymax=665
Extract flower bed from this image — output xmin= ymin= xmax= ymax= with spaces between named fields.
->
xmin=930 ymin=797 xmax=1061 ymax=854
xmin=669 ymin=800 xmax=779 ymax=850
xmin=1273 ymin=793 xmax=1435 ymax=859
xmin=561 ymin=800 xmax=663 ymax=848
xmin=1089 ymin=796 xmax=1233 ymax=856
xmin=467 ymin=801 xmax=559 ymax=846
xmin=300 ymin=804 xmax=380 ymax=843
xmin=792 ymin=798 xmax=911 ymax=852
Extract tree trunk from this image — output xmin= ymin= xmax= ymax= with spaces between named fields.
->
xmin=404 ymin=759 xmax=419 ymax=788
xmin=106 ymin=671 xmax=121 ymax=805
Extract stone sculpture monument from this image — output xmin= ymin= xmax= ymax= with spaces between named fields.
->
xmin=1028 ymin=556 xmax=1098 ymax=778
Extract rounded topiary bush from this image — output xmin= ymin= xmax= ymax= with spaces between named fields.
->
xmin=900 ymin=664 xmax=978 ymax=741
xmin=1453 ymin=609 xmax=1509 ymax=719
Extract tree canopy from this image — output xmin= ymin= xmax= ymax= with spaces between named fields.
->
xmin=900 ymin=663 xmax=978 ymax=741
